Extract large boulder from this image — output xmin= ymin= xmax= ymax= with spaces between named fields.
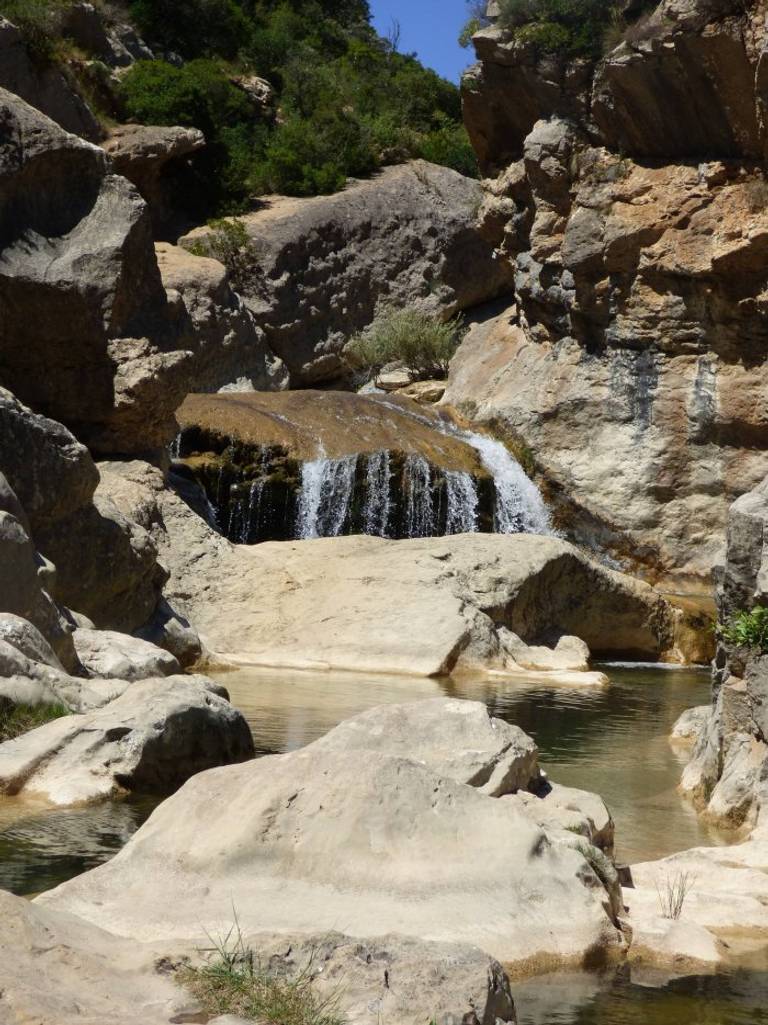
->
xmin=37 ymin=702 xmax=623 ymax=967
xmin=95 ymin=459 xmax=710 ymax=673
xmin=73 ymin=628 xmax=180 ymax=680
xmin=180 ymin=161 xmax=514 ymax=385
xmin=0 ymin=675 xmax=255 ymax=804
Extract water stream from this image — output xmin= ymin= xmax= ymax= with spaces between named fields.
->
xmin=3 ymin=665 xmax=766 ymax=1021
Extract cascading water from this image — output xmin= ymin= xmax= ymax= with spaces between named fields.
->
xmin=444 ymin=470 xmax=479 ymax=534
xmin=363 ymin=451 xmax=392 ymax=537
xmin=404 ymin=454 xmax=434 ymax=538
xmin=297 ymin=452 xmax=357 ymax=539
xmin=460 ymin=430 xmax=553 ymax=535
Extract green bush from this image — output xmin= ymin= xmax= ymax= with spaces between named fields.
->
xmin=347 ymin=309 xmax=464 ymax=382
xmin=186 ymin=217 xmax=256 ymax=291
xmin=0 ymin=0 xmax=64 ymax=62
xmin=497 ymin=0 xmax=621 ymax=57
xmin=720 ymin=606 xmax=768 ymax=652
xmin=418 ymin=116 xmax=478 ymax=178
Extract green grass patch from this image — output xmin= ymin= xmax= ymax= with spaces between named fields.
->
xmin=179 ymin=922 xmax=344 ymax=1025
xmin=720 ymin=606 xmax=768 ymax=653
xmin=0 ymin=702 xmax=70 ymax=743
xmin=347 ymin=308 xmax=464 ymax=383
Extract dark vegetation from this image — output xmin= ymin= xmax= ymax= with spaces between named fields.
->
xmin=0 ymin=701 xmax=69 ymax=743
xmin=0 ymin=0 xmax=476 ymax=211
xmin=459 ymin=0 xmax=659 ymax=60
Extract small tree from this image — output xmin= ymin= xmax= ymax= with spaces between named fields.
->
xmin=186 ymin=218 xmax=256 ymax=292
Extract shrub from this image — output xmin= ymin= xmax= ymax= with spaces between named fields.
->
xmin=0 ymin=0 xmax=64 ymax=62
xmin=0 ymin=701 xmax=70 ymax=743
xmin=720 ymin=606 xmax=768 ymax=652
xmin=418 ymin=116 xmax=478 ymax=179
xmin=129 ymin=0 xmax=250 ymax=60
xmin=186 ymin=217 xmax=255 ymax=291
xmin=497 ymin=0 xmax=622 ymax=57
xmin=179 ymin=920 xmax=344 ymax=1025
xmin=347 ymin=309 xmax=464 ymax=382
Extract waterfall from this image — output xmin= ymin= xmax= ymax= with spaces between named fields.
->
xmin=363 ymin=451 xmax=392 ymax=537
xmin=462 ymin=431 xmax=553 ymax=535
xmin=241 ymin=479 xmax=266 ymax=542
xmin=445 ymin=471 xmax=479 ymax=534
xmin=404 ymin=454 xmax=434 ymax=538
xmin=297 ymin=452 xmax=357 ymax=539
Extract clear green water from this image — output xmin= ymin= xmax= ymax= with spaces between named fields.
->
xmin=1 ymin=663 xmax=767 ymax=1022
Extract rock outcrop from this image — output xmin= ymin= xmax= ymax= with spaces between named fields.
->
xmin=180 ymin=161 xmax=514 ymax=385
xmin=678 ymin=472 xmax=768 ymax=828
xmin=452 ymin=0 xmax=768 ymax=591
xmin=38 ymin=700 xmax=622 ymax=969
xmin=0 ymin=675 xmax=254 ymax=805
xmin=0 ymin=89 xmax=281 ymax=458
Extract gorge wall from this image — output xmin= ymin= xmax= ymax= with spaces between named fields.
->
xmin=447 ymin=0 xmax=768 ymax=592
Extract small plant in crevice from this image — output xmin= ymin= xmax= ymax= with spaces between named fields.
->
xmin=346 ymin=309 xmax=465 ymax=384
xmin=178 ymin=916 xmax=345 ymax=1025
xmin=655 ymin=870 xmax=695 ymax=920
xmin=720 ymin=606 xmax=768 ymax=653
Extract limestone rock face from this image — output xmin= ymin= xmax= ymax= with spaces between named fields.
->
xmin=0 ymin=675 xmax=255 ymax=804
xmin=454 ymin=0 xmax=768 ymax=590
xmin=180 ymin=161 xmax=514 ymax=385
xmin=38 ymin=707 xmax=622 ymax=967
xmin=678 ymin=474 xmax=768 ymax=828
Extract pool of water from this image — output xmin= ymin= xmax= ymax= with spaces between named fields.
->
xmin=220 ymin=661 xmax=726 ymax=864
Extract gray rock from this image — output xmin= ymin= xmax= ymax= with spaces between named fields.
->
xmin=73 ymin=628 xmax=180 ymax=681
xmin=0 ymin=613 xmax=63 ymax=670
xmin=180 ymin=161 xmax=514 ymax=385
xmin=134 ymin=596 xmax=202 ymax=668
xmin=0 ymin=674 xmax=255 ymax=804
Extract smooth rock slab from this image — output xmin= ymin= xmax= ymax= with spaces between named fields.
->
xmin=0 ymin=888 xmax=198 ymax=1025
xmin=308 ymin=697 xmax=540 ymax=797
xmin=38 ymin=734 xmax=621 ymax=967
xmin=73 ymin=627 xmax=180 ymax=680
xmin=0 ymin=675 xmax=254 ymax=804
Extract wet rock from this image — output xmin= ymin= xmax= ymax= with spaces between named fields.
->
xmin=0 ymin=675 xmax=254 ymax=804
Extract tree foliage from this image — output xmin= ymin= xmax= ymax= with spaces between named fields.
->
xmin=119 ymin=0 xmax=476 ymax=210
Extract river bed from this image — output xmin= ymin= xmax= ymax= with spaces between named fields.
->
xmin=1 ymin=663 xmax=767 ymax=1023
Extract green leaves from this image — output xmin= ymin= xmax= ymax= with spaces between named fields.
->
xmin=720 ymin=606 xmax=768 ymax=652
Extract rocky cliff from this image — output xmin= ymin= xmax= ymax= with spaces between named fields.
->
xmin=450 ymin=0 xmax=768 ymax=592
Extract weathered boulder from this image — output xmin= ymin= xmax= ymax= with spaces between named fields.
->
xmin=670 ymin=705 xmax=711 ymax=743
xmin=508 ymin=782 xmax=615 ymax=854
xmin=0 ymin=675 xmax=254 ymax=804
xmin=0 ymin=613 xmax=63 ymax=670
xmin=73 ymin=628 xmax=180 ymax=680
xmin=0 ymin=888 xmax=199 ymax=1025
xmin=38 ymin=710 xmax=622 ymax=967
xmin=96 ymin=460 xmax=710 ymax=673
xmin=180 ymin=161 xmax=514 ymax=385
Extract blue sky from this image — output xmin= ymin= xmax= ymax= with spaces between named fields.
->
xmin=370 ymin=0 xmax=474 ymax=83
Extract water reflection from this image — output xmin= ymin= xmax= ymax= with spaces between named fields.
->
xmin=0 ymin=795 xmax=157 ymax=895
